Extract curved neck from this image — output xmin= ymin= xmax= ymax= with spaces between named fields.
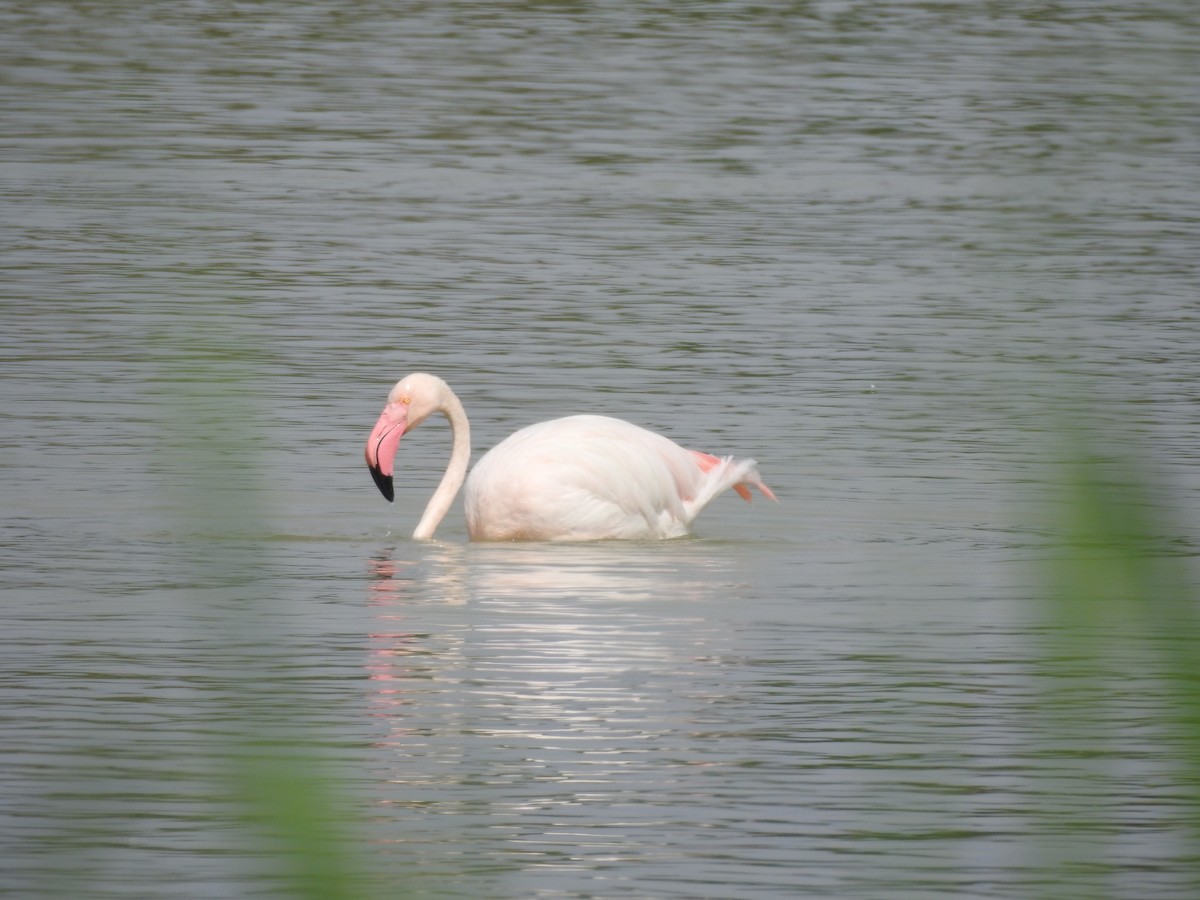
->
xmin=413 ymin=388 xmax=471 ymax=540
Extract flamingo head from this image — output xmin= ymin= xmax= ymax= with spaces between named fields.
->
xmin=364 ymin=373 xmax=446 ymax=502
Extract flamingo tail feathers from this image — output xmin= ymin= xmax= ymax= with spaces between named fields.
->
xmin=688 ymin=450 xmax=777 ymax=503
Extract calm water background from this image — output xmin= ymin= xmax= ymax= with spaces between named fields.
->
xmin=3 ymin=1 xmax=1199 ymax=897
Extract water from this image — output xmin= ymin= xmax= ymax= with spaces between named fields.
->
xmin=3 ymin=1 xmax=1199 ymax=897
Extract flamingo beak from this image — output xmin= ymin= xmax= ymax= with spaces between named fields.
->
xmin=365 ymin=403 xmax=408 ymax=502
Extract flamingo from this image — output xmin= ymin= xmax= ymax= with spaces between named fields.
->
xmin=364 ymin=373 xmax=776 ymax=541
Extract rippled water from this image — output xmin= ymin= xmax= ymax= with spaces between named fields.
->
xmin=3 ymin=2 xmax=1199 ymax=897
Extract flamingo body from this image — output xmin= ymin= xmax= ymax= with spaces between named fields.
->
xmin=365 ymin=374 xmax=774 ymax=542
xmin=465 ymin=415 xmax=767 ymax=541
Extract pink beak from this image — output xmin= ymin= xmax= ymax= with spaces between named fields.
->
xmin=365 ymin=403 xmax=408 ymax=502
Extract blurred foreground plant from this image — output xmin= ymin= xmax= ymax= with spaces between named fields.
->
xmin=1037 ymin=430 xmax=1200 ymax=895
xmin=159 ymin=325 xmax=380 ymax=900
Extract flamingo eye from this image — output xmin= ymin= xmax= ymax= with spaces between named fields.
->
xmin=401 ymin=396 xmax=411 ymax=405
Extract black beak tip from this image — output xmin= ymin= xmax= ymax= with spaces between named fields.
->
xmin=369 ymin=465 xmax=394 ymax=502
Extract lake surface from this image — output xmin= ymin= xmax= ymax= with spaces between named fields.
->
xmin=3 ymin=2 xmax=1199 ymax=897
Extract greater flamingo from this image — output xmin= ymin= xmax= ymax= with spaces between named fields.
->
xmin=364 ymin=373 xmax=775 ymax=541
